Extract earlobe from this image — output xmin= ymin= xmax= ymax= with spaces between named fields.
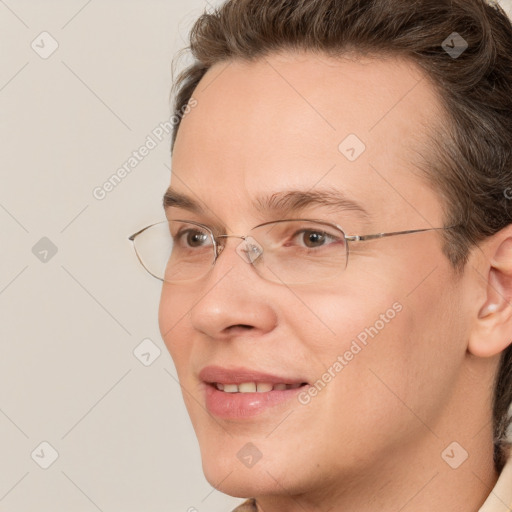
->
xmin=468 ymin=234 xmax=512 ymax=358
xmin=477 ymin=267 xmax=506 ymax=320
xmin=478 ymin=302 xmax=499 ymax=318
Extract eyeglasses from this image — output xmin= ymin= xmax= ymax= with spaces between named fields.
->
xmin=128 ymin=218 xmax=457 ymax=285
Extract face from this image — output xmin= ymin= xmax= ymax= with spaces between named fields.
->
xmin=159 ymin=52 xmax=472 ymax=499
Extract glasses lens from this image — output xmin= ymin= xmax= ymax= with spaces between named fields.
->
xmin=251 ymin=220 xmax=347 ymax=284
xmin=133 ymin=221 xmax=215 ymax=282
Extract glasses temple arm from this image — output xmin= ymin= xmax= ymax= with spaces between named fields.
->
xmin=345 ymin=226 xmax=457 ymax=242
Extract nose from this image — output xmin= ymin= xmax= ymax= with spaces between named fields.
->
xmin=188 ymin=236 xmax=278 ymax=340
xmin=216 ymin=235 xmax=264 ymax=264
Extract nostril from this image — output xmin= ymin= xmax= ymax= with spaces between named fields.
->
xmin=227 ymin=324 xmax=254 ymax=332
xmin=220 ymin=324 xmax=255 ymax=337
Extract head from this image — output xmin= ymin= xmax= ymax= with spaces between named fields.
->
xmin=159 ymin=0 xmax=512 ymax=500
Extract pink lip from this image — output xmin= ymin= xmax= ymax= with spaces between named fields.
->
xmin=199 ymin=365 xmax=307 ymax=385
xmin=199 ymin=365 xmax=309 ymax=419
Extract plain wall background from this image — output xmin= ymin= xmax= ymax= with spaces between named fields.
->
xmin=1 ymin=1 xmax=511 ymax=511
xmin=0 ymin=1 xmax=242 ymax=511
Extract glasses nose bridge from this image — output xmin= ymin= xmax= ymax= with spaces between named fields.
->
xmin=215 ymin=233 xmax=248 ymax=251
xmin=214 ymin=233 xmax=263 ymax=264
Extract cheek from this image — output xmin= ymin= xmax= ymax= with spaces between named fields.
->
xmin=158 ymin=284 xmax=193 ymax=366
xmin=285 ymin=281 xmax=404 ymax=362
xmin=289 ymin=269 xmax=463 ymax=443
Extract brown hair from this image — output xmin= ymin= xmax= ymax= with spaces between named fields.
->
xmin=169 ymin=0 xmax=512 ymax=473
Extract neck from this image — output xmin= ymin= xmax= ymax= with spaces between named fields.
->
xmin=254 ymin=432 xmax=498 ymax=512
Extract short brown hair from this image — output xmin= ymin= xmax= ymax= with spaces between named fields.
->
xmin=169 ymin=0 xmax=512 ymax=472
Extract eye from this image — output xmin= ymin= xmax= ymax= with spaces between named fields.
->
xmin=292 ymin=229 xmax=340 ymax=249
xmin=175 ymin=228 xmax=212 ymax=248
xmin=299 ymin=230 xmax=327 ymax=248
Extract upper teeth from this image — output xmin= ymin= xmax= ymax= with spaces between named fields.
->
xmin=215 ymin=382 xmax=302 ymax=393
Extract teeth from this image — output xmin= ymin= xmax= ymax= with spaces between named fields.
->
xmin=256 ymin=382 xmax=273 ymax=392
xmin=214 ymin=382 xmax=303 ymax=393
xmin=239 ymin=382 xmax=257 ymax=393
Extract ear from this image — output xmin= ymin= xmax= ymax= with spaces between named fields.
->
xmin=468 ymin=228 xmax=512 ymax=358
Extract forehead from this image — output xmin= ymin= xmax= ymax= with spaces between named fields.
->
xmin=170 ymin=51 xmax=445 ymax=228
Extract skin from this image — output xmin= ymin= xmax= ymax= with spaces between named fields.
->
xmin=158 ymin=51 xmax=512 ymax=511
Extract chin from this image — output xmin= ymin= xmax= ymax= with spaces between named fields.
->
xmin=201 ymin=456 xmax=283 ymax=498
xmin=198 ymin=436 xmax=313 ymax=500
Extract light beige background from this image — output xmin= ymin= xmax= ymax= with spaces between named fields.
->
xmin=1 ymin=1 xmax=511 ymax=511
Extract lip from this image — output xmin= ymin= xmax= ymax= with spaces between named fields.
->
xmin=199 ymin=365 xmax=309 ymax=419
xmin=199 ymin=365 xmax=307 ymax=386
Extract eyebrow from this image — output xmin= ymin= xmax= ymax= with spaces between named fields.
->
xmin=163 ymin=188 xmax=203 ymax=213
xmin=163 ymin=186 xmax=370 ymax=219
xmin=254 ymin=188 xmax=370 ymax=219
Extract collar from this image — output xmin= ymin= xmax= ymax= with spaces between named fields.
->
xmin=478 ymin=451 xmax=512 ymax=511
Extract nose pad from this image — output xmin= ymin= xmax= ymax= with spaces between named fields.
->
xmin=235 ymin=236 xmax=264 ymax=264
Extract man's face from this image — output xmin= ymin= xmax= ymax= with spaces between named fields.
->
xmin=159 ymin=52 xmax=471 ymax=498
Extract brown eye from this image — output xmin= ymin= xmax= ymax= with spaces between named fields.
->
xmin=187 ymin=230 xmax=209 ymax=247
xmin=301 ymin=230 xmax=327 ymax=248
xmin=278 ymin=224 xmax=343 ymax=251
xmin=175 ymin=229 xmax=211 ymax=248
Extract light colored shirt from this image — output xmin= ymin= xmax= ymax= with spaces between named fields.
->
xmin=479 ymin=453 xmax=512 ymax=512
xmin=231 ymin=453 xmax=512 ymax=511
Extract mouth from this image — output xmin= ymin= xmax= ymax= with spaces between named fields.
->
xmin=211 ymin=382 xmax=307 ymax=393
xmin=199 ymin=366 xmax=310 ymax=419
